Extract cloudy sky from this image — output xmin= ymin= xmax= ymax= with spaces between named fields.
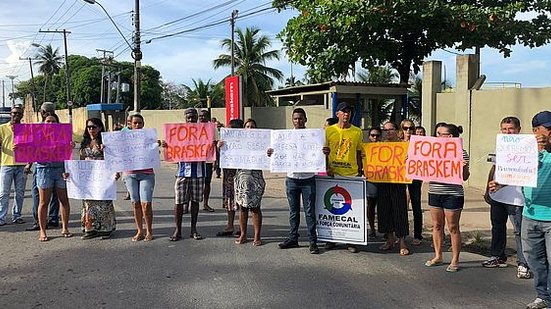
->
xmin=0 ymin=0 xmax=550 ymax=103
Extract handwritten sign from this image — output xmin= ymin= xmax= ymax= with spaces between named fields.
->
xmin=65 ymin=160 xmax=116 ymax=200
xmin=495 ymin=134 xmax=538 ymax=187
xmin=219 ymin=128 xmax=271 ymax=170
xmin=316 ymin=176 xmax=367 ymax=245
xmin=102 ymin=128 xmax=160 ymax=171
xmin=270 ymin=129 xmax=326 ymax=173
xmin=363 ymin=142 xmax=411 ymax=184
xmin=163 ymin=123 xmax=216 ymax=162
xmin=406 ymin=135 xmax=464 ymax=185
xmin=13 ymin=123 xmax=72 ymax=163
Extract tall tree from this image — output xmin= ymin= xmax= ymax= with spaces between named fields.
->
xmin=183 ymin=79 xmax=224 ymax=108
xmin=35 ymin=44 xmax=63 ymax=103
xmin=213 ymin=27 xmax=284 ymax=106
xmin=274 ymin=0 xmax=551 ymax=84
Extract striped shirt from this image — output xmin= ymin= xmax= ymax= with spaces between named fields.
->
xmin=176 ymin=162 xmax=206 ymax=178
xmin=428 ymin=149 xmax=469 ymax=196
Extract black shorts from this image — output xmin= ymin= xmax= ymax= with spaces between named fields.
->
xmin=428 ymin=193 xmax=464 ymax=211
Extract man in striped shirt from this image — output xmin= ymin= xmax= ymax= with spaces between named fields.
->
xmin=170 ymin=108 xmax=206 ymax=241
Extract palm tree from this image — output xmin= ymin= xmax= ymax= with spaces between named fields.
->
xmin=184 ymin=79 xmax=224 ymax=108
xmin=213 ymin=27 xmax=284 ymax=107
xmin=35 ymin=44 xmax=63 ymax=104
xmin=357 ymin=65 xmax=399 ymax=127
xmin=284 ymin=75 xmax=303 ymax=87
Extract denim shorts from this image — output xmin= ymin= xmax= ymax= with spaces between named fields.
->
xmin=36 ymin=167 xmax=66 ymax=189
xmin=124 ymin=173 xmax=155 ymax=203
xmin=428 ymin=193 xmax=464 ymax=211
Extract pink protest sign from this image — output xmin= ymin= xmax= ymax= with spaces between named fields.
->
xmin=163 ymin=122 xmax=216 ymax=162
xmin=405 ymin=135 xmax=464 ymax=185
xmin=14 ymin=123 xmax=73 ymax=163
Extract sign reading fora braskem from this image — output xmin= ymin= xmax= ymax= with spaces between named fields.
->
xmin=163 ymin=123 xmax=216 ymax=162
xmin=315 ymin=177 xmax=367 ymax=245
xmin=13 ymin=123 xmax=73 ymax=163
xmin=406 ymin=135 xmax=464 ymax=185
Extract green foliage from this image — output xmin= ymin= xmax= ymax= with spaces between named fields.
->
xmin=213 ymin=26 xmax=284 ymax=107
xmin=183 ymin=79 xmax=225 ymax=108
xmin=274 ymin=0 xmax=551 ymax=83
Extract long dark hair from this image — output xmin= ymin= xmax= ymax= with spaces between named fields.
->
xmin=80 ymin=118 xmax=105 ymax=150
xmin=42 ymin=112 xmax=59 ymax=123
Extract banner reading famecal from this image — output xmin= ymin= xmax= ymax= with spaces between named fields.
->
xmin=315 ymin=177 xmax=367 ymax=245
xmin=102 ymin=128 xmax=160 ymax=171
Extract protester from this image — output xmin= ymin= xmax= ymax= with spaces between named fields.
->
xmin=232 ymin=118 xmax=267 ymax=246
xmin=0 ymin=106 xmax=28 ymax=226
xmin=79 ymin=118 xmax=116 ymax=240
xmin=35 ymin=113 xmax=72 ymax=241
xmin=425 ymin=123 xmax=470 ymax=272
xmin=400 ymin=119 xmax=423 ymax=246
xmin=121 ymin=113 xmax=133 ymax=200
xmin=377 ymin=121 xmax=410 ymax=255
xmin=483 ymin=116 xmax=531 ymax=279
xmin=199 ymin=109 xmax=215 ymax=212
xmin=324 ymin=117 xmax=338 ymax=128
xmin=273 ymin=108 xmax=321 ymax=254
xmin=122 ymin=114 xmax=155 ymax=241
xmin=366 ymin=127 xmax=382 ymax=238
xmin=325 ymin=102 xmax=363 ymax=253
xmin=216 ymin=119 xmax=243 ymax=237
xmin=491 ymin=111 xmax=551 ymax=309
xmin=169 ymin=108 xmax=205 ymax=241
xmin=415 ymin=126 xmax=426 ymax=136
xmin=26 ymin=104 xmax=60 ymax=231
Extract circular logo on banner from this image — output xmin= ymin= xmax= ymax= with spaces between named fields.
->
xmin=323 ymin=185 xmax=352 ymax=215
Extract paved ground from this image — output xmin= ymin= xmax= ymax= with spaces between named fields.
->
xmin=0 ymin=163 xmax=536 ymax=308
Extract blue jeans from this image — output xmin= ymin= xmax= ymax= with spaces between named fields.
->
xmin=286 ymin=177 xmax=317 ymax=243
xmin=522 ymin=217 xmax=551 ymax=302
xmin=124 ymin=173 xmax=155 ymax=203
xmin=31 ymin=173 xmax=59 ymax=225
xmin=0 ymin=166 xmax=27 ymax=224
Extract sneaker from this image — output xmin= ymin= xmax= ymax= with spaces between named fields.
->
xmin=278 ymin=238 xmax=299 ymax=249
xmin=526 ymin=297 xmax=548 ymax=309
xmin=482 ymin=257 xmax=507 ymax=268
xmin=518 ymin=265 xmax=533 ymax=279
xmin=347 ymin=245 xmax=359 ymax=253
xmin=309 ymin=243 xmax=320 ymax=254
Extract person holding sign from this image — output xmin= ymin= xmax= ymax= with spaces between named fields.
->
xmin=35 ymin=113 xmax=73 ymax=241
xmin=425 ymin=123 xmax=469 ymax=272
xmin=233 ymin=119 xmax=266 ymax=246
xmin=79 ymin=118 xmax=116 ymax=240
xmin=325 ymin=102 xmax=363 ymax=253
xmin=366 ymin=127 xmax=382 ymax=238
xmin=122 ymin=114 xmax=156 ymax=242
xmin=199 ymin=110 xmax=216 ymax=213
xmin=0 ymin=106 xmax=28 ymax=226
xmin=271 ymin=108 xmax=321 ymax=254
xmin=492 ymin=111 xmax=551 ymax=309
xmin=376 ymin=121 xmax=410 ymax=256
xmin=482 ymin=117 xmax=531 ymax=279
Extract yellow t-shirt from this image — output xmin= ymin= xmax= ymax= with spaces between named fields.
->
xmin=326 ymin=124 xmax=363 ymax=177
xmin=0 ymin=123 xmax=24 ymax=166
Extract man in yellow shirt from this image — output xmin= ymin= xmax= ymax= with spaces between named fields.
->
xmin=325 ymin=102 xmax=364 ymax=253
xmin=0 ymin=106 xmax=28 ymax=226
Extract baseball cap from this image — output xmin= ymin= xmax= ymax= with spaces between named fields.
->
xmin=184 ymin=107 xmax=198 ymax=115
xmin=336 ymin=102 xmax=353 ymax=112
xmin=532 ymin=111 xmax=551 ymax=128
xmin=40 ymin=102 xmax=55 ymax=112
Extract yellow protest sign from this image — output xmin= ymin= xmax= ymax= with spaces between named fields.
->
xmin=363 ymin=142 xmax=411 ymax=184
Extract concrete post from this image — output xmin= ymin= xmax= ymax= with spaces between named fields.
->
xmin=421 ymin=61 xmax=442 ymax=132
xmin=455 ymin=54 xmax=480 ymax=156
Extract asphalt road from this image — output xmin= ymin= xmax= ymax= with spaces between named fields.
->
xmin=0 ymin=163 xmax=535 ymax=309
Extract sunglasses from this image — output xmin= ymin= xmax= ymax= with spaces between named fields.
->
xmin=11 ymin=112 xmax=22 ymax=116
xmin=382 ymin=128 xmax=395 ymax=131
xmin=370 ymin=134 xmax=380 ymax=137
xmin=402 ymin=126 xmax=415 ymax=131
xmin=87 ymin=125 xmax=98 ymax=129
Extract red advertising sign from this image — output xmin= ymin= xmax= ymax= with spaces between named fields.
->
xmin=225 ymin=75 xmax=241 ymax=125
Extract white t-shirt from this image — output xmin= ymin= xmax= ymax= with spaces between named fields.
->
xmin=489 ymin=175 xmax=525 ymax=206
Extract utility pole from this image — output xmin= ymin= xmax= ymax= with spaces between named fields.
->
xmin=133 ymin=0 xmax=142 ymax=113
xmin=19 ymin=57 xmax=38 ymax=117
xmin=230 ymin=10 xmax=238 ymax=76
xmin=97 ymin=49 xmax=114 ymax=103
xmin=6 ymin=75 xmax=17 ymax=106
xmin=40 ymin=29 xmax=72 ymax=123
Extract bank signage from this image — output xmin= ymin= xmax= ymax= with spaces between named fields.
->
xmin=315 ymin=176 xmax=367 ymax=245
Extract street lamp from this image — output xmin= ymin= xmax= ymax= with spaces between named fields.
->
xmin=83 ymin=0 xmax=142 ymax=112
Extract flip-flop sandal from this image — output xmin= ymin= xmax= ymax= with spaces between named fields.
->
xmin=235 ymin=238 xmax=247 ymax=245
xmin=252 ymin=240 xmax=262 ymax=247
xmin=216 ymin=230 xmax=234 ymax=237
xmin=446 ymin=265 xmax=459 ymax=272
xmin=169 ymin=235 xmax=181 ymax=241
xmin=190 ymin=233 xmax=203 ymax=240
xmin=39 ymin=236 xmax=49 ymax=242
xmin=399 ymin=248 xmax=410 ymax=256
xmin=424 ymin=259 xmax=443 ymax=267
xmin=62 ymin=232 xmax=73 ymax=238
xmin=144 ymin=235 xmax=153 ymax=241
xmin=132 ymin=235 xmax=145 ymax=242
